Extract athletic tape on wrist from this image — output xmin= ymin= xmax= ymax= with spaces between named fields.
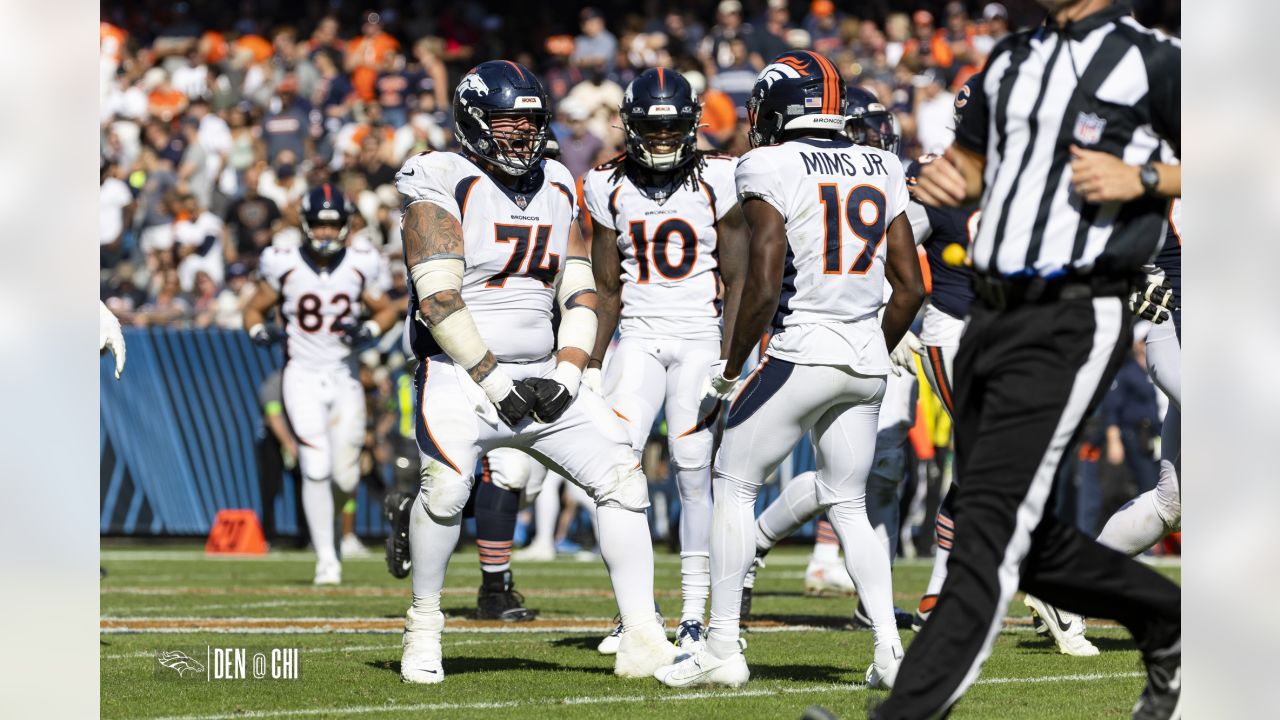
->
xmin=551 ymin=362 xmax=583 ymax=396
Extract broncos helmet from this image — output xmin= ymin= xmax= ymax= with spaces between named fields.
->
xmin=300 ymin=183 xmax=355 ymax=256
xmin=846 ymin=86 xmax=900 ymax=155
xmin=453 ymin=60 xmax=550 ymax=176
xmin=621 ymin=67 xmax=701 ymax=171
xmin=747 ymin=50 xmax=848 ymax=148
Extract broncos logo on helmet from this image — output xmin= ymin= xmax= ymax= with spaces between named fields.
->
xmin=747 ymin=50 xmax=848 ymax=148
xmin=453 ymin=60 xmax=550 ymax=177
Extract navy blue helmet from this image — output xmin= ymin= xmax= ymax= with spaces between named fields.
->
xmin=746 ymin=50 xmax=848 ymax=148
xmin=453 ymin=60 xmax=550 ymax=176
xmin=846 ymin=86 xmax=900 ymax=155
xmin=621 ymin=67 xmax=701 ymax=171
xmin=300 ymin=183 xmax=355 ymax=256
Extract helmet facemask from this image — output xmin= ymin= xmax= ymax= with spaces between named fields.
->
xmin=624 ymin=112 xmax=699 ymax=171
xmin=464 ymin=109 xmax=549 ymax=176
xmin=847 ymin=110 xmax=900 ymax=155
xmin=301 ymin=212 xmax=349 ymax=257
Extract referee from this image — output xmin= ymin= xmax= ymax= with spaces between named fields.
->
xmin=873 ymin=1 xmax=1181 ymax=719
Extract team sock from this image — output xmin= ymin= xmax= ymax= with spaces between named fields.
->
xmin=707 ymin=472 xmax=759 ymax=659
xmin=828 ymin=497 xmax=901 ymax=647
xmin=475 ymin=477 xmax=520 ymax=574
xmin=811 ymin=518 xmax=840 ymax=564
xmin=675 ymin=464 xmax=712 ymax=622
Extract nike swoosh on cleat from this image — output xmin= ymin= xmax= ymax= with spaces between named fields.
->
xmin=1050 ymin=608 xmax=1073 ymax=634
xmin=402 ymin=169 xmax=416 ymax=176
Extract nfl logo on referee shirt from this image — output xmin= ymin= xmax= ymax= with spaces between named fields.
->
xmin=1072 ymin=112 xmax=1107 ymax=146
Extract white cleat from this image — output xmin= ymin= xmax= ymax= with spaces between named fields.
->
xmin=515 ymin=544 xmax=556 ymax=562
xmin=598 ymin=615 xmax=624 ymax=655
xmin=804 ymin=559 xmax=857 ymax=596
xmin=865 ymin=645 xmax=904 ymax=689
xmin=654 ymin=639 xmax=750 ymax=688
xmin=615 ymin=621 xmax=677 ymax=678
xmin=401 ymin=607 xmax=445 ymax=684
xmin=340 ymin=534 xmax=371 ymax=558
xmin=313 ymin=558 xmax=342 ymax=586
xmin=1024 ymin=594 xmax=1100 ymax=657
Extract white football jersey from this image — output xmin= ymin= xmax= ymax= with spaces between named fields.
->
xmin=735 ymin=136 xmax=910 ymax=373
xmin=582 ymin=156 xmax=738 ymax=340
xmin=259 ymin=244 xmax=384 ymax=371
xmin=395 ymin=151 xmax=578 ymax=362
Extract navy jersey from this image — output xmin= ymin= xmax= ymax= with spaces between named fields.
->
xmin=1153 ymin=199 xmax=1181 ymax=303
xmin=905 ymin=161 xmax=976 ymax=320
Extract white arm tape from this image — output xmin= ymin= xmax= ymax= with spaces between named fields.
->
xmin=410 ymin=256 xmax=465 ymax=302
xmin=427 ymin=309 xmax=490 ymax=372
xmin=556 ymin=258 xmax=597 ymax=355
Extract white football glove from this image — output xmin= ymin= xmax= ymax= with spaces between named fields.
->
xmin=889 ymin=330 xmax=923 ymax=377
xmin=99 ymin=301 xmax=126 ymax=380
xmin=1129 ymin=269 xmax=1176 ymax=324
xmin=581 ymin=367 xmax=603 ymax=395
xmin=703 ymin=360 xmax=741 ymax=402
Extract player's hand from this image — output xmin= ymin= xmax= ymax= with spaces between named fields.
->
xmin=913 ymin=150 xmax=968 ymax=207
xmin=334 ymin=317 xmax=377 ymax=346
xmin=581 ymin=367 xmax=603 ymax=395
xmin=889 ymin=331 xmax=923 ymax=376
xmin=248 ymin=323 xmax=280 ymax=347
xmin=524 ymin=377 xmax=574 ymax=424
xmin=1129 ymin=270 xmax=1176 ymax=324
xmin=1070 ymin=145 xmax=1143 ymax=203
xmin=492 ymin=380 xmax=536 ymax=427
xmin=100 ymin=302 xmax=126 ymax=379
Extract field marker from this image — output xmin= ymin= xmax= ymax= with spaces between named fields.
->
xmin=133 ymin=672 xmax=1144 ymax=720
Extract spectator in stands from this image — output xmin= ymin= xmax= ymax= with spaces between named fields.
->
xmin=224 ymin=164 xmax=281 ymax=263
xmin=702 ymin=0 xmax=754 ymax=75
xmin=572 ymin=8 xmax=618 ymax=74
xmin=803 ymin=0 xmax=843 ymax=57
xmin=750 ymin=0 xmax=792 ymax=69
xmin=973 ymin=3 xmax=1009 ymax=58
xmin=406 ymin=37 xmax=450 ymax=120
xmin=174 ymin=194 xmax=226 ymax=292
xmin=307 ymin=15 xmax=345 ymax=68
xmin=902 ymin=9 xmax=953 ymax=74
xmin=556 ymin=100 xmax=604 ymax=182
xmin=214 ymin=262 xmax=253 ymax=329
xmin=563 ymin=64 xmax=624 ymax=146
xmin=346 ymin=11 xmax=399 ymax=104
xmin=258 ymin=151 xmax=307 ymax=212
xmin=100 ymin=160 xmax=135 ymax=267
xmin=375 ymin=52 xmax=414 ymax=129
xmin=263 ymin=75 xmax=313 ymax=163
xmin=710 ymin=38 xmax=757 ymax=111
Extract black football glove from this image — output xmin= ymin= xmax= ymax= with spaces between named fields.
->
xmin=1129 ymin=271 xmax=1176 ymax=324
xmin=333 ymin=317 xmax=375 ymax=346
xmin=494 ymin=381 xmax=536 ymax=427
xmin=524 ymin=377 xmax=574 ymax=424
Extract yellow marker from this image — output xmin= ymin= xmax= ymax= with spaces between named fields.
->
xmin=942 ymin=243 xmax=968 ymax=267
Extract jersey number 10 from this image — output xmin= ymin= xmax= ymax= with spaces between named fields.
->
xmin=818 ymin=184 xmax=887 ymax=275
xmin=628 ymin=218 xmax=698 ymax=282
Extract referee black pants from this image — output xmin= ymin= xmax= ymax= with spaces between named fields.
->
xmin=876 ymin=295 xmax=1181 ymax=719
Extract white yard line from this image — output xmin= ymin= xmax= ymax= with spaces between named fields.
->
xmin=134 ymin=672 xmax=1144 ymax=720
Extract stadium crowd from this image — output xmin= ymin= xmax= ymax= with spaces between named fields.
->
xmin=98 ymin=0 xmax=1180 ymax=548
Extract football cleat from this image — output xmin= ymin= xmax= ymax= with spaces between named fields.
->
xmin=853 ymin=601 xmax=915 ymax=631
xmin=1133 ymin=635 xmax=1181 ymax=720
xmin=401 ymin=606 xmax=445 ymax=684
xmin=741 ymin=555 xmax=765 ymax=620
xmin=313 ymin=557 xmax=341 ymax=586
xmin=340 ymin=533 xmax=371 ymax=558
xmin=515 ymin=543 xmax=556 ymax=562
xmin=654 ymin=638 xmax=750 ymax=688
xmin=599 ymin=610 xmax=663 ymax=655
xmin=383 ymin=491 xmax=414 ymax=579
xmin=476 ymin=570 xmax=537 ymax=622
xmin=805 ymin=559 xmax=856 ymax=596
xmin=865 ymin=645 xmax=904 ymax=690
xmin=911 ymin=594 xmax=937 ymax=632
xmin=1023 ymin=594 xmax=1100 ymax=657
xmin=675 ymin=620 xmax=705 ymax=652
xmin=615 ymin=621 xmax=677 ymax=678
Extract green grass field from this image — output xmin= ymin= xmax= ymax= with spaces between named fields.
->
xmin=100 ymin=543 xmax=1179 ymax=719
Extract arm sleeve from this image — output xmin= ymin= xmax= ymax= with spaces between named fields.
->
xmin=394 ymin=152 xmax=462 ymax=222
xmin=734 ymin=151 xmax=786 ymax=220
xmin=952 ymin=67 xmax=991 ymax=155
xmin=1146 ymin=41 xmax=1181 ymax=158
xmin=581 ymin=170 xmax=615 ymax=231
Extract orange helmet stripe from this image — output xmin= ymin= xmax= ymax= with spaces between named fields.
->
xmin=503 ymin=60 xmax=525 ymax=80
xmin=658 ymin=66 xmax=665 ymax=90
xmin=807 ymin=51 xmax=839 ymax=114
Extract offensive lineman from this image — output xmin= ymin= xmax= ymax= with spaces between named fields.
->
xmin=244 ymin=184 xmax=399 ymax=585
xmin=393 ymin=60 xmax=672 ymax=683
xmin=655 ymin=50 xmax=925 ymax=689
xmin=582 ymin=67 xmax=748 ymax=651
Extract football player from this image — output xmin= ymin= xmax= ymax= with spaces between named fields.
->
xmin=581 ymin=67 xmax=748 ymax=651
xmin=243 ymin=184 xmax=399 ymax=586
xmin=393 ymin=60 xmax=672 ymax=684
xmin=655 ymin=51 xmax=925 ymax=689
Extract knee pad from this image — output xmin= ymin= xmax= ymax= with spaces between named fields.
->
xmin=1154 ymin=459 xmax=1181 ymax=532
xmin=592 ymin=460 xmax=651 ymax=512
xmin=490 ymin=454 xmax=531 ymax=492
xmin=331 ymin=443 xmax=362 ymax=494
xmin=418 ymin=459 xmax=472 ymax=521
xmin=521 ymin=463 xmax=547 ymax=506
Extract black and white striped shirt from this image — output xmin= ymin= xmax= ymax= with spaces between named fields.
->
xmin=954 ymin=3 xmax=1180 ymax=279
